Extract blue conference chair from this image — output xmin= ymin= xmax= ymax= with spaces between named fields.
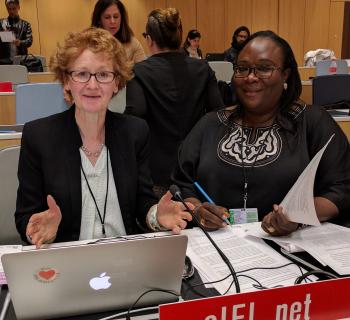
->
xmin=15 ymin=83 xmax=70 ymax=124
xmin=0 ymin=145 xmax=22 ymax=245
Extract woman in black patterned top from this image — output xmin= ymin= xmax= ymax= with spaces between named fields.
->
xmin=173 ymin=30 xmax=350 ymax=236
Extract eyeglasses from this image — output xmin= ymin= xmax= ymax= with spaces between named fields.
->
xmin=233 ymin=65 xmax=282 ymax=79
xmin=142 ymin=32 xmax=149 ymax=39
xmin=68 ymin=71 xmax=117 ymax=83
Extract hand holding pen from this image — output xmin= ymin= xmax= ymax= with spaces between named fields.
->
xmin=188 ymin=182 xmax=231 ymax=230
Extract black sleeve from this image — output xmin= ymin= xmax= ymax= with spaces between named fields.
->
xmin=133 ymin=119 xmax=158 ymax=229
xmin=172 ymin=115 xmax=210 ymax=199
xmin=125 ymin=78 xmax=148 ymax=117
xmin=15 ymin=124 xmax=47 ymax=242
xmin=205 ymin=66 xmax=224 ymax=112
xmin=306 ymin=106 xmax=350 ymax=215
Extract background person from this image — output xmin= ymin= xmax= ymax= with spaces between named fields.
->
xmin=125 ymin=8 xmax=223 ymax=198
xmin=173 ymin=30 xmax=350 ymax=236
xmin=181 ymin=29 xmax=202 ymax=59
xmin=224 ymin=25 xmax=250 ymax=64
xmin=91 ymin=0 xmax=145 ymax=63
xmin=15 ymin=27 xmax=192 ymax=248
xmin=0 ymin=0 xmax=32 ymax=64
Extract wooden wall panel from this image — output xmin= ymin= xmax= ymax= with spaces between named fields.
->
xmin=278 ymin=0 xmax=306 ymax=66
xmin=36 ymin=0 xmax=96 ymax=61
xmin=225 ymin=0 xmax=252 ymax=51
xmin=251 ymin=0 xmax=279 ymax=33
xmin=328 ymin=1 xmax=345 ymax=58
xmin=167 ymin=0 xmax=197 ymax=45
xmin=197 ymin=0 xmax=225 ymax=55
xmin=304 ymin=0 xmax=331 ymax=53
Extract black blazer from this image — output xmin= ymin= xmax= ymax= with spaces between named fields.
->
xmin=15 ymin=106 xmax=157 ymax=243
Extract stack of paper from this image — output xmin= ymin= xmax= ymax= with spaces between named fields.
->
xmin=245 ymin=222 xmax=350 ymax=275
xmin=183 ymin=226 xmax=315 ymax=295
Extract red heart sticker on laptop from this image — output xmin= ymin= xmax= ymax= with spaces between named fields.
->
xmin=35 ymin=268 xmax=59 ymax=282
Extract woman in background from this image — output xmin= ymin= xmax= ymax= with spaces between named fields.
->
xmin=125 ymin=8 xmax=223 ymax=198
xmin=91 ymin=0 xmax=145 ymax=63
xmin=181 ymin=29 xmax=202 ymax=59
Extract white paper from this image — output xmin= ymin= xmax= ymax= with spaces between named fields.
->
xmin=0 ymin=31 xmax=15 ymax=42
xmin=183 ymin=227 xmax=314 ymax=294
xmin=246 ymin=222 xmax=350 ymax=275
xmin=280 ymin=134 xmax=334 ymax=226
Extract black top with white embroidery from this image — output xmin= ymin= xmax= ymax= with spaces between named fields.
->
xmin=173 ymin=104 xmax=350 ymax=221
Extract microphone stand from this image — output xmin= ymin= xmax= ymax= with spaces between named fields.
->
xmin=170 ymin=185 xmax=240 ymax=293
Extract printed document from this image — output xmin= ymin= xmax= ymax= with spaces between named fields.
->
xmin=0 ymin=31 xmax=15 ymax=42
xmin=183 ymin=226 xmax=314 ymax=294
xmin=280 ymin=134 xmax=334 ymax=226
xmin=245 ymin=222 xmax=350 ymax=275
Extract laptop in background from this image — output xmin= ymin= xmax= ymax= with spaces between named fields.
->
xmin=1 ymin=234 xmax=187 ymax=320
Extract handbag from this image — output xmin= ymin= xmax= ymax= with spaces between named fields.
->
xmin=19 ymin=54 xmax=43 ymax=72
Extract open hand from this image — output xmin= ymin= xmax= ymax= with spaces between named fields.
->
xmin=156 ymin=191 xmax=193 ymax=234
xmin=26 ymin=195 xmax=62 ymax=248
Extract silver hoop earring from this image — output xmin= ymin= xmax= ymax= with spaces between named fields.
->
xmin=283 ymin=82 xmax=288 ymax=90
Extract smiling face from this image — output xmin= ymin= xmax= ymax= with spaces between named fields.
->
xmin=64 ymin=49 xmax=118 ymax=115
xmin=100 ymin=4 xmax=121 ymax=36
xmin=233 ymin=37 xmax=290 ymax=117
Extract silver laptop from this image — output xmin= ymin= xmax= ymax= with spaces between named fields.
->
xmin=1 ymin=234 xmax=187 ymax=320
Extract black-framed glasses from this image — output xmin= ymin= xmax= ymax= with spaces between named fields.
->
xmin=233 ymin=65 xmax=282 ymax=79
xmin=68 ymin=71 xmax=117 ymax=83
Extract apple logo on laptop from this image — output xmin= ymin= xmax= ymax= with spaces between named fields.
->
xmin=89 ymin=272 xmax=112 ymax=290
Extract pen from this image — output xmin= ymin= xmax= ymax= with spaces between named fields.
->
xmin=194 ymin=181 xmax=231 ymax=226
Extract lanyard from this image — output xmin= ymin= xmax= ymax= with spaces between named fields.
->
xmin=240 ymin=124 xmax=274 ymax=210
xmin=80 ymin=148 xmax=109 ymax=236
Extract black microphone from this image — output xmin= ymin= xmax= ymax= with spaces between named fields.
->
xmin=169 ymin=184 xmax=240 ymax=293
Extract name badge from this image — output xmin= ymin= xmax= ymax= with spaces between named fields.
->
xmin=229 ymin=208 xmax=258 ymax=224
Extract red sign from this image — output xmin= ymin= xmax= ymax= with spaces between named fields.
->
xmin=159 ymin=277 xmax=350 ymax=320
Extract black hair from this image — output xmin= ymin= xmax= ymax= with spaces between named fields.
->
xmin=183 ymin=29 xmax=200 ymax=48
xmin=231 ymin=26 xmax=250 ymax=48
xmin=91 ymin=0 xmax=133 ymax=43
xmin=146 ymin=8 xmax=182 ymax=50
xmin=5 ymin=0 xmax=19 ymax=5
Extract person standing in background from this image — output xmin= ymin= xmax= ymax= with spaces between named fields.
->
xmin=125 ymin=8 xmax=223 ymax=198
xmin=91 ymin=0 xmax=145 ymax=64
xmin=0 ymin=0 xmax=32 ymax=64
xmin=181 ymin=29 xmax=202 ymax=59
xmin=224 ymin=26 xmax=250 ymax=64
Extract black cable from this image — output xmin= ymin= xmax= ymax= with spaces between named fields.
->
xmin=170 ymin=185 xmax=241 ymax=294
xmin=185 ymin=262 xmax=306 ymax=295
xmin=294 ymin=270 xmax=338 ymax=284
xmin=125 ymin=289 xmax=179 ymax=320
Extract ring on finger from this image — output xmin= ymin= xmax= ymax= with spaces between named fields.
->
xmin=267 ymin=226 xmax=275 ymax=233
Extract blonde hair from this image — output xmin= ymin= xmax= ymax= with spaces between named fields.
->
xmin=146 ymin=8 xmax=182 ymax=50
xmin=50 ymin=27 xmax=132 ymax=91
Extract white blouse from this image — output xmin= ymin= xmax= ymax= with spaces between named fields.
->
xmin=79 ymin=146 xmax=126 ymax=240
